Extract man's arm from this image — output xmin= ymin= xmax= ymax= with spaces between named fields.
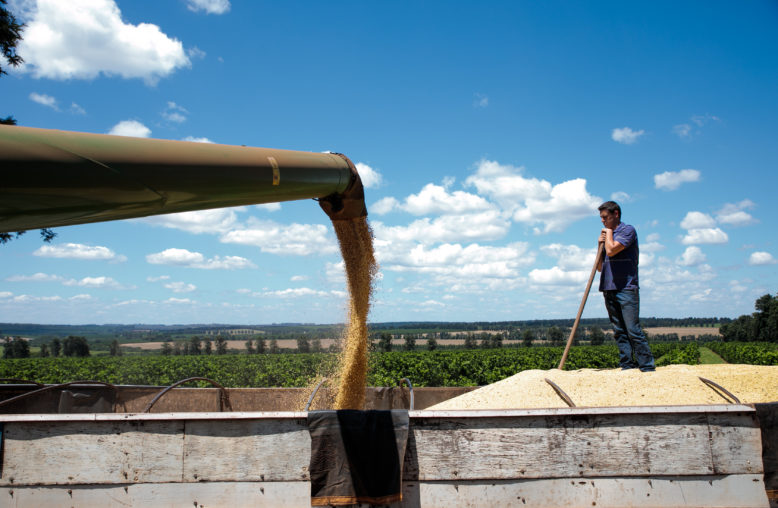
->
xmin=599 ymin=228 xmax=625 ymax=257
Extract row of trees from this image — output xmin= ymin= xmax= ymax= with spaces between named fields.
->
xmin=161 ymin=336 xmax=228 ymax=356
xmin=721 ymin=293 xmax=778 ymax=342
xmin=3 ymin=335 xmax=91 ymax=358
xmin=373 ymin=327 xmax=609 ymax=352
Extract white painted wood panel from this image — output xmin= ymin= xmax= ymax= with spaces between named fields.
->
xmin=0 ymin=476 xmax=768 ymax=508
xmin=0 ymin=481 xmax=310 ymax=508
xmin=402 ymin=475 xmax=769 ymax=508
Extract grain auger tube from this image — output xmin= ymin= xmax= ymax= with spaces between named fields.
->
xmin=0 ymin=125 xmax=366 ymax=232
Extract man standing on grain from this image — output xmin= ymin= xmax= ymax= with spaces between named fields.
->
xmin=597 ymin=201 xmax=655 ymax=372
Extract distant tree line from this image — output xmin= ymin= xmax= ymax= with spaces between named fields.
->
xmin=3 ymin=335 xmax=91 ymax=359
xmin=720 ymin=293 xmax=778 ymax=342
xmin=368 ymin=317 xmax=729 ymax=334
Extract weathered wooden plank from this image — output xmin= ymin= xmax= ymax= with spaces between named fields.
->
xmin=1 ymin=421 xmax=184 ymax=486
xmin=401 ymin=475 xmax=770 ymax=508
xmin=0 ymin=404 xmax=755 ymax=423
xmin=182 ymin=418 xmax=311 ymax=482
xmin=0 ymin=409 xmax=763 ymax=487
xmin=0 ymin=475 xmax=768 ymax=508
xmin=708 ymin=412 xmax=764 ymax=475
xmin=405 ymin=413 xmax=725 ymax=480
xmin=0 ymin=481 xmax=311 ymax=508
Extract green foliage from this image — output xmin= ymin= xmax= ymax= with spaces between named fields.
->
xmin=521 ymin=329 xmax=534 ymax=347
xmin=589 ymin=326 xmax=605 ymax=346
xmin=720 ymin=293 xmax=778 ymax=342
xmin=3 ymin=337 xmax=30 ymax=358
xmin=63 ymin=336 xmax=90 ymax=357
xmin=706 ymin=342 xmax=778 ymax=365
xmin=0 ymin=342 xmax=771 ymax=388
xmin=656 ymin=342 xmax=700 ymax=366
xmin=377 ymin=333 xmax=392 ymax=352
xmin=296 ymin=337 xmax=311 ymax=353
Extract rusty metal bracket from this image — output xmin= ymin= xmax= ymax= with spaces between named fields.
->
xmin=544 ymin=378 xmax=576 ymax=407
xmin=305 ymin=378 xmax=328 ymax=411
xmin=698 ymin=376 xmax=741 ymax=404
xmin=143 ymin=377 xmax=232 ymax=413
xmin=399 ymin=378 xmax=415 ymax=410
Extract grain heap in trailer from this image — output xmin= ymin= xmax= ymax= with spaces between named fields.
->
xmin=0 ymin=125 xmax=776 ymax=508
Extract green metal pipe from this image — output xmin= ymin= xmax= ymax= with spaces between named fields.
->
xmin=0 ymin=125 xmax=366 ymax=233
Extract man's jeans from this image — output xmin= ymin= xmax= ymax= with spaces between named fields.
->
xmin=603 ymin=288 xmax=655 ymax=372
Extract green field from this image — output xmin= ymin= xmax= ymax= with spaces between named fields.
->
xmin=2 ymin=342 xmax=776 ymax=388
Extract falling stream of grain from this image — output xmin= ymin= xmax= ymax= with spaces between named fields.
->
xmin=330 ymin=216 xmax=377 ymax=410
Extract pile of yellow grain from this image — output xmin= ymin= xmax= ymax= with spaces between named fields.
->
xmin=428 ymin=364 xmax=778 ymax=410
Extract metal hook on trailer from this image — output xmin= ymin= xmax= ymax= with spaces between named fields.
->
xmin=305 ymin=378 xmax=328 ymax=411
xmin=399 ymin=377 xmax=414 ymax=410
xmin=143 ymin=377 xmax=232 ymax=413
xmin=698 ymin=376 xmax=741 ymax=404
xmin=544 ymin=378 xmax=576 ymax=407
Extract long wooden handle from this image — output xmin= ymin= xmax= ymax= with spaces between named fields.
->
xmin=557 ymin=242 xmax=605 ymax=370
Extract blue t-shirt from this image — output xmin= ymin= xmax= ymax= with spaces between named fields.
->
xmin=599 ymin=222 xmax=639 ymax=291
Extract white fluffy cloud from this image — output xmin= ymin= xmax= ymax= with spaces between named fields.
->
xmin=164 ymin=281 xmax=197 ymax=293
xmin=749 ymin=252 xmax=777 ymax=266
xmin=373 ymin=210 xmax=510 ymax=246
xmin=473 ymin=93 xmax=489 ymax=108
xmin=527 ymin=243 xmax=599 ymax=287
xmin=63 ymin=276 xmax=127 ymax=289
xmin=258 ymin=288 xmax=336 ymax=298
xmin=716 ymin=200 xmax=756 ymax=227
xmin=220 ymin=220 xmax=337 ymax=256
xmin=611 ymin=127 xmax=645 ymax=144
xmin=146 ymin=248 xmax=255 ymax=269
xmin=540 ymin=244 xmax=599 ymax=271
xmin=7 ymin=272 xmax=64 ymax=282
xmin=163 ymin=101 xmax=188 ymax=123
xmin=186 ymin=0 xmax=231 ymax=14
xmin=355 ymin=162 xmax=383 ymax=189
xmin=528 ymin=266 xmax=588 ymax=286
xmin=673 ymin=124 xmax=692 ymax=139
xmin=654 ymin=169 xmax=701 ymax=191
xmin=371 ymin=197 xmax=400 ymax=215
xmin=465 ymin=160 xmax=601 ymax=233
xmin=677 ymin=246 xmax=706 ymax=267
xmin=29 ymin=92 xmax=58 ymax=109
xmin=681 ymin=228 xmax=728 ymax=245
xmin=17 ymin=0 xmax=191 ymax=84
xmin=182 ymin=136 xmax=214 ymax=143
xmin=108 ymin=120 xmax=151 ymax=138
xmin=610 ymin=191 xmax=631 ymax=203
xmin=142 ymin=208 xmax=239 ymax=234
xmin=680 ymin=211 xmax=716 ymax=230
xmin=33 ymin=243 xmax=126 ymax=262
xmin=379 ymin=242 xmax=534 ymax=292
xmin=401 ymin=183 xmax=492 ymax=216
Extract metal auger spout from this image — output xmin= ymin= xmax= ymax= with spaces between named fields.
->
xmin=0 ymin=125 xmax=366 ymax=233
xmin=317 ymin=153 xmax=367 ymax=221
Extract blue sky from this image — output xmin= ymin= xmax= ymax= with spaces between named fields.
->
xmin=1 ymin=0 xmax=777 ymax=325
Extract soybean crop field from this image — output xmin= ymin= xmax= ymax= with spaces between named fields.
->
xmin=1 ymin=342 xmax=775 ymax=388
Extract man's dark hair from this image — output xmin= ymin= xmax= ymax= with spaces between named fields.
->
xmin=598 ymin=201 xmax=621 ymax=217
